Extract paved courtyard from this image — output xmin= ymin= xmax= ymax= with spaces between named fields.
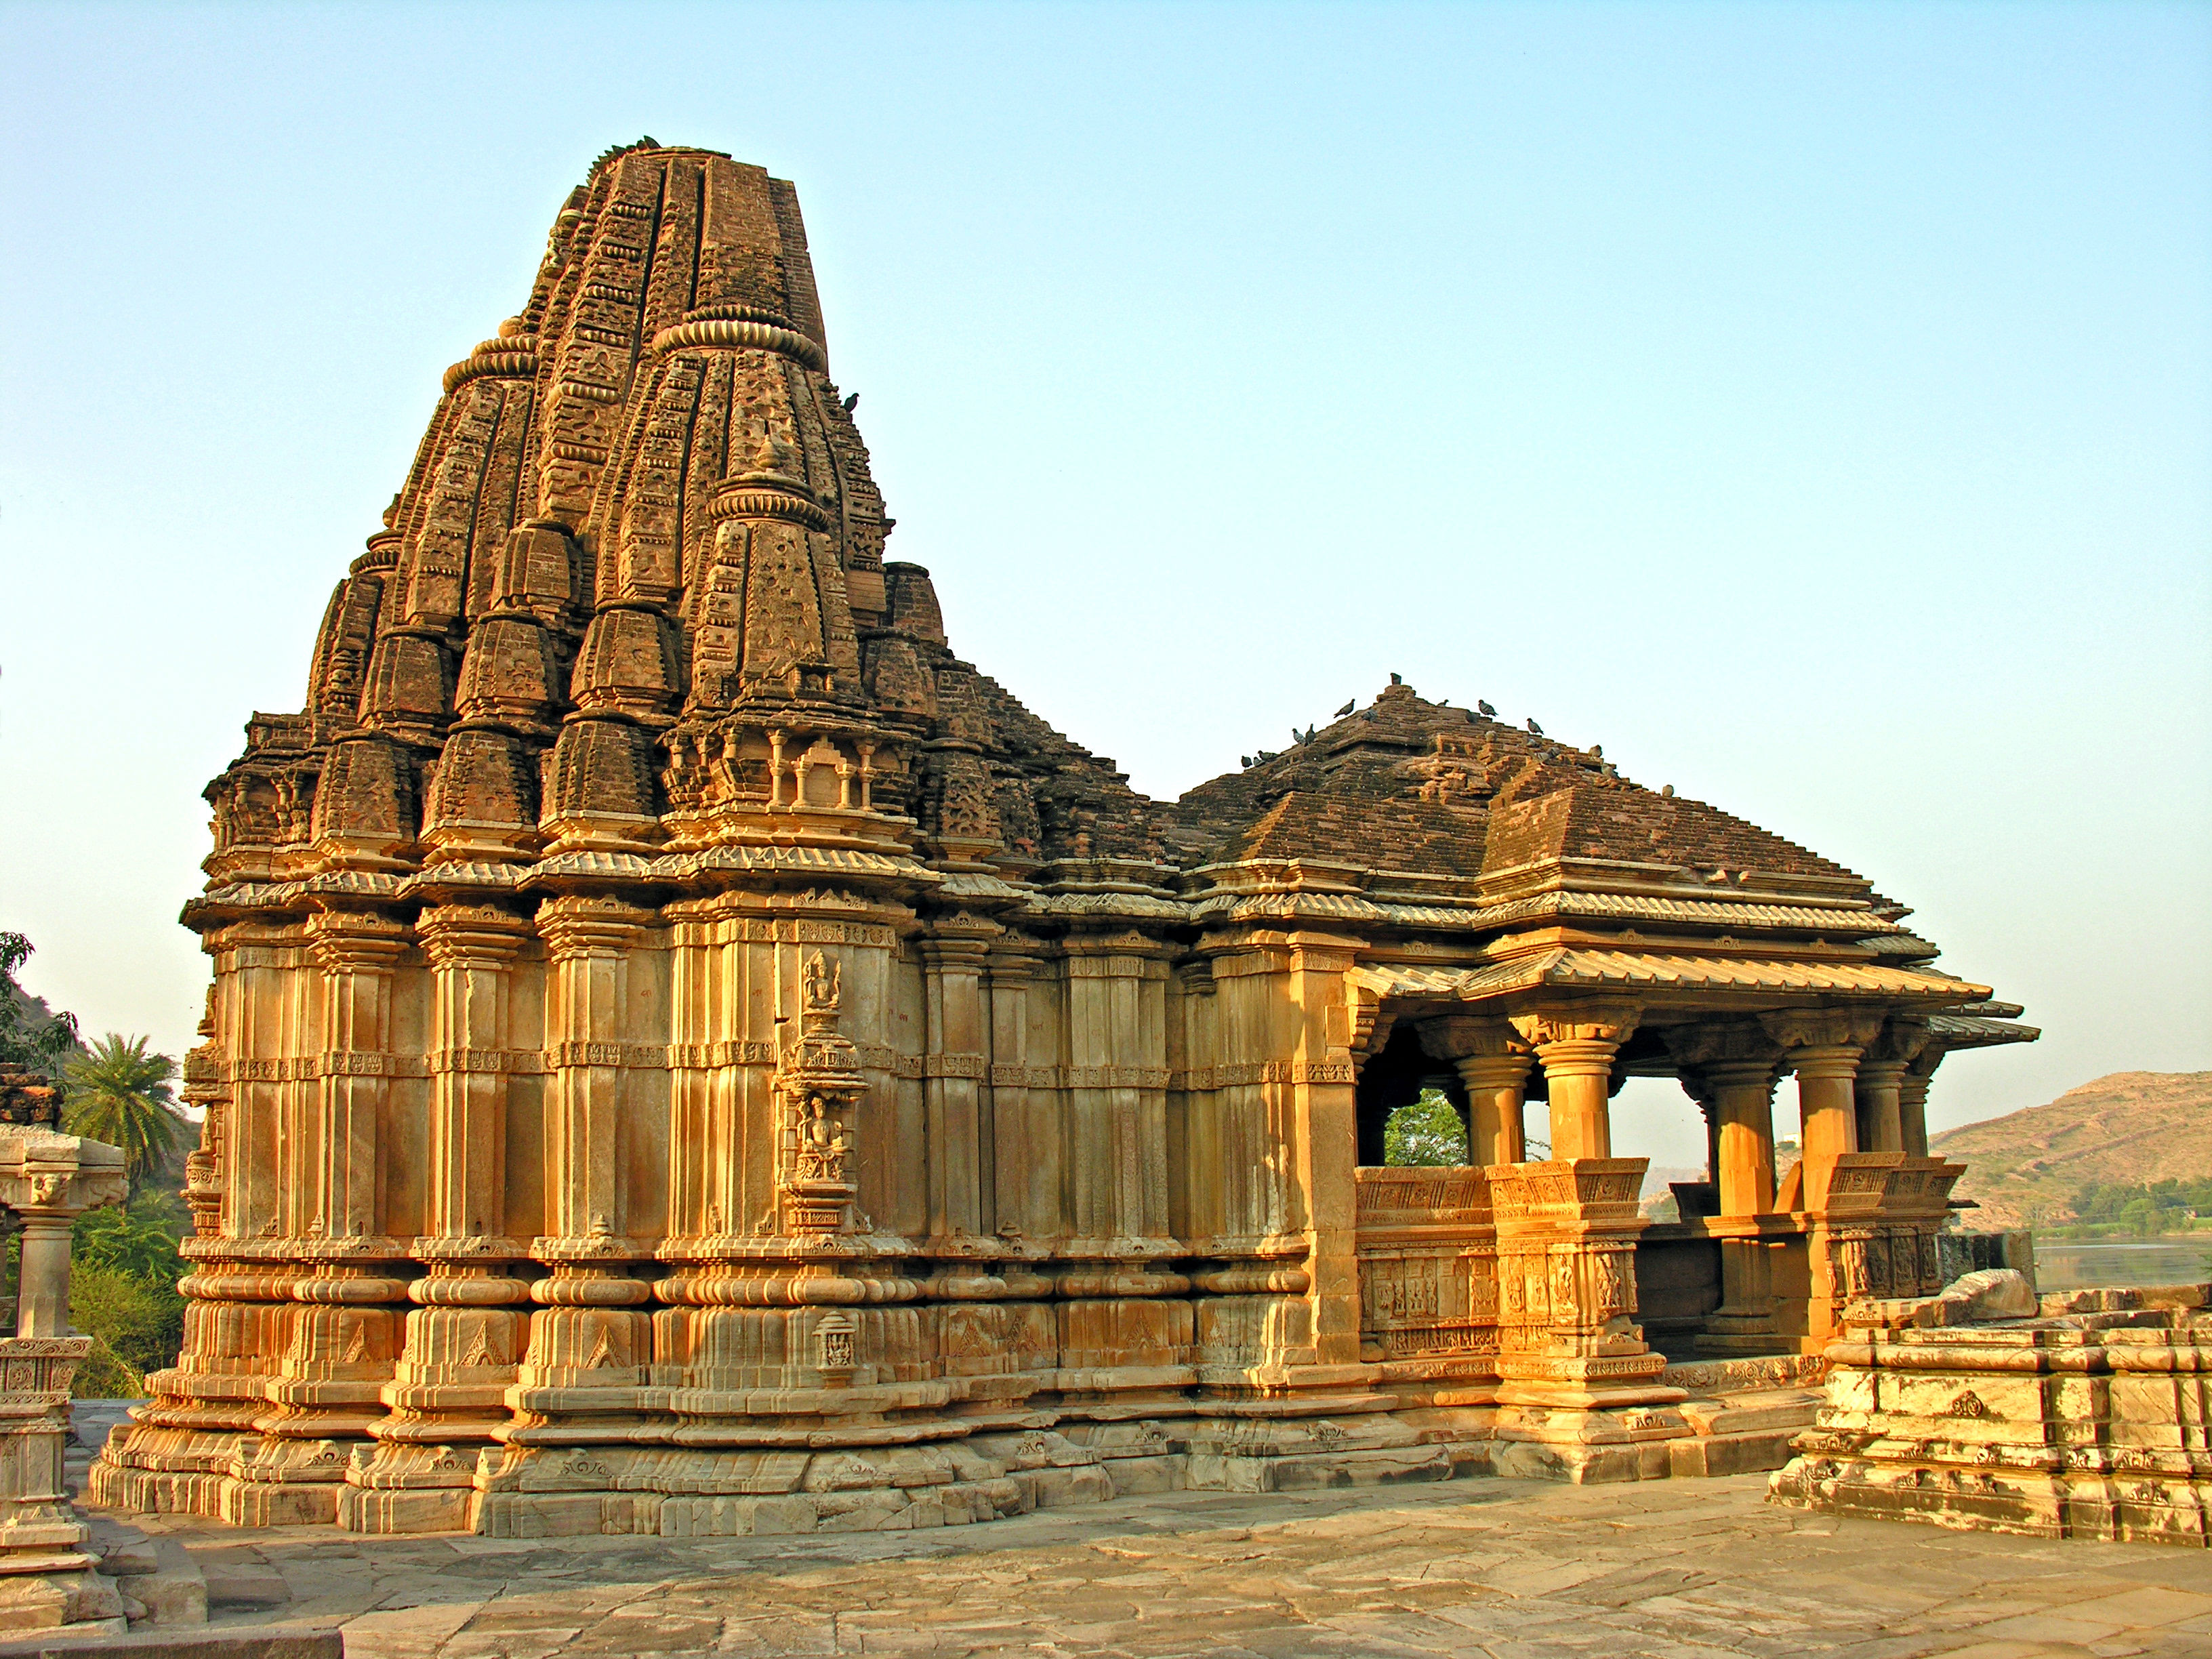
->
xmin=104 ymin=1473 xmax=2212 ymax=1659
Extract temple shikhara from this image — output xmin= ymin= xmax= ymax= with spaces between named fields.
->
xmin=94 ymin=142 xmax=2038 ymax=1537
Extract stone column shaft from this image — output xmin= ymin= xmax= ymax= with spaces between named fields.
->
xmin=920 ymin=931 xmax=994 ymax=1243
xmin=1854 ymin=1060 xmax=1909 ymax=1155
xmin=1512 ymin=1006 xmax=1639 ymax=1164
xmin=345 ymin=902 xmax=534 ymax=1532
xmin=1704 ymin=1061 xmax=1780 ymax=1218
xmin=15 ymin=1218 xmax=73 ymax=1339
xmin=1455 ymin=1054 xmax=1531 ymax=1166
xmin=1899 ymin=1061 xmax=1938 ymax=1160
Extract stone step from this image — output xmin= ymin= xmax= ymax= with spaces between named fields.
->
xmin=0 ymin=1629 xmax=341 ymax=1658
xmin=85 ymin=1519 xmax=209 ymax=1629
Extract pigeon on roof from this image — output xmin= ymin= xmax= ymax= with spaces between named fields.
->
xmin=1334 ymin=699 xmax=1355 ymax=717
xmin=1477 ymin=699 xmax=1496 ymax=716
xmin=1527 ymin=718 xmax=1544 ymax=735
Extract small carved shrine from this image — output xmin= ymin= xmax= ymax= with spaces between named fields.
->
xmin=94 ymin=142 xmax=2035 ymax=1536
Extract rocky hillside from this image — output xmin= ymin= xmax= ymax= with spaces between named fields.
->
xmin=1933 ymin=1072 xmax=2212 ymax=1229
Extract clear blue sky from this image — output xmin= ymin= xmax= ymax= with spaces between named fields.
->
xmin=2 ymin=1 xmax=2206 ymax=1167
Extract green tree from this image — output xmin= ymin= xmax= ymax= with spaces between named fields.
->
xmin=1383 ymin=1090 xmax=1471 ymax=1166
xmin=63 ymin=1034 xmax=186 ymax=1196
xmin=0 ymin=931 xmax=79 ymax=1079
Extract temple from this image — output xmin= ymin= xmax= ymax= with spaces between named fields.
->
xmin=93 ymin=142 xmax=2035 ymax=1536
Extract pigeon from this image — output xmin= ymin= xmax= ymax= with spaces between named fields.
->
xmin=1527 ymin=718 xmax=1544 ymax=735
xmin=1242 ymin=756 xmax=1254 ymax=769
xmin=842 ymin=392 xmax=860 ymax=411
xmin=1334 ymin=699 xmax=1355 ymax=717
xmin=1477 ymin=699 xmax=1496 ymax=717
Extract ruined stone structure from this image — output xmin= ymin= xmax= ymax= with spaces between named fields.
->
xmin=0 ymin=1067 xmax=131 ymax=1634
xmin=94 ymin=142 xmax=2034 ymax=1536
xmin=1774 ymin=1275 xmax=2212 ymax=1547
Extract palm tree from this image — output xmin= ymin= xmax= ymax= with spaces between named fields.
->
xmin=63 ymin=1035 xmax=186 ymax=1195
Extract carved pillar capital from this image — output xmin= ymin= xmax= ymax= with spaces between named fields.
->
xmin=1509 ymin=1000 xmax=1642 ymax=1058
xmin=1512 ymin=1002 xmax=1639 ymax=1162
xmin=1662 ymin=1018 xmax=1782 ymax=1073
xmin=306 ymin=909 xmax=407 ymax=974
xmin=535 ymin=896 xmax=653 ymax=959
xmin=1757 ymin=1007 xmax=1884 ymax=1073
xmin=415 ymin=903 xmax=530 ymax=970
xmin=1866 ymin=1017 xmax=1933 ymax=1065
xmin=1415 ymin=1015 xmax=1528 ymax=1063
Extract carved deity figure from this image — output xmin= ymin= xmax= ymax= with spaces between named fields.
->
xmin=794 ymin=1091 xmax=850 ymax=1183
xmin=801 ymin=950 xmax=840 ymax=1015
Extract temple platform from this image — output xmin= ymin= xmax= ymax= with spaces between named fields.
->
xmin=58 ymin=1468 xmax=2212 ymax=1658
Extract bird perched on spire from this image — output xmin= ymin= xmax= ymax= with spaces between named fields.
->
xmin=1527 ymin=717 xmax=1544 ymax=735
xmin=1334 ymin=699 xmax=1354 ymax=717
xmin=1477 ymin=699 xmax=1496 ymax=718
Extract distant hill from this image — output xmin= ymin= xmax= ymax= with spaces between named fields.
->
xmin=1932 ymin=1072 xmax=2212 ymax=1229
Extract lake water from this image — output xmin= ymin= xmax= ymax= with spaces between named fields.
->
xmin=2033 ymin=1234 xmax=2212 ymax=1292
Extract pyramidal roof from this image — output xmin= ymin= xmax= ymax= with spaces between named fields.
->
xmin=197 ymin=142 xmax=1992 ymax=1010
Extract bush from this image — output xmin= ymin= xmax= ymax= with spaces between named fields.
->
xmin=69 ymin=1263 xmax=184 ymax=1391
xmin=73 ymin=1193 xmax=186 ymax=1280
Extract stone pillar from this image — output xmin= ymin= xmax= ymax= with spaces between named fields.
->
xmin=0 ymin=1126 xmax=125 ymax=1595
xmin=1858 ymin=1026 xmax=1929 ymax=1159
xmin=14 ymin=1221 xmax=73 ymax=1342
xmin=1760 ymin=1009 xmax=1887 ymax=1347
xmin=1485 ymin=1154 xmax=1684 ymax=1465
xmin=1664 ymin=1020 xmax=1788 ymax=1355
xmin=1054 ymin=931 xmax=1186 ymax=1393
xmin=1282 ymin=935 xmax=1364 ymax=1374
xmin=1761 ymin=1010 xmax=1883 ymax=1209
xmin=985 ymin=945 xmax=1052 ymax=1242
xmin=919 ymin=921 xmax=998 ymax=1248
xmin=487 ymin=897 xmax=657 ymax=1515
xmin=1900 ymin=1046 xmax=1944 ymax=1160
xmin=1510 ymin=1003 xmax=1639 ymax=1162
xmin=1417 ymin=1017 xmax=1532 ymax=1166
xmin=344 ymin=903 xmax=532 ymax=1533
xmin=234 ymin=909 xmax=411 ymax=1527
xmin=1855 ymin=1019 xmax=1931 ymax=1155
xmin=1481 ymin=1000 xmax=1685 ymax=1463
xmin=1665 ymin=1023 xmax=1784 ymax=1219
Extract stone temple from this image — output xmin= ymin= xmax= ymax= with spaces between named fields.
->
xmin=94 ymin=142 xmax=2035 ymax=1536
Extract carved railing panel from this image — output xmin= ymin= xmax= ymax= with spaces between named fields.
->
xmin=1353 ymin=1166 xmax=1498 ymax=1374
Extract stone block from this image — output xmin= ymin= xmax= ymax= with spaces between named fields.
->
xmin=1099 ymin=1454 xmax=1184 ymax=1496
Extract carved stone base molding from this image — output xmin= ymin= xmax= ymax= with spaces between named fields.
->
xmin=1488 ymin=1160 xmax=1681 ymax=1407
xmin=1774 ymin=1281 xmax=2212 ymax=1547
xmin=0 ymin=1338 xmax=132 ymax=1637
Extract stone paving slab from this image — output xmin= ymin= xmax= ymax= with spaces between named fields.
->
xmin=100 ymin=1475 xmax=2212 ymax=1658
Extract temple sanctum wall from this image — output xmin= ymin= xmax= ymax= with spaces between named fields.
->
xmin=91 ymin=141 xmax=2039 ymax=1537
